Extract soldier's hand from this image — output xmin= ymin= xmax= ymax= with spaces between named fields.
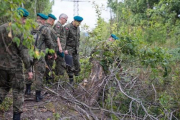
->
xmin=48 ymin=55 xmax=53 ymax=59
xmin=28 ymin=72 xmax=33 ymax=80
xmin=54 ymin=53 xmax=57 ymax=60
xmin=64 ymin=50 xmax=68 ymax=54
xmin=59 ymin=47 xmax=62 ymax=53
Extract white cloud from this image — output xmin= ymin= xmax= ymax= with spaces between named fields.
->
xmin=52 ymin=0 xmax=110 ymax=30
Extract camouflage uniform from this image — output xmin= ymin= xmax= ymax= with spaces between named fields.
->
xmin=53 ymin=21 xmax=66 ymax=76
xmin=0 ymin=23 xmax=32 ymax=113
xmin=64 ymin=22 xmax=81 ymax=76
xmin=44 ymin=23 xmax=58 ymax=82
xmin=33 ymin=21 xmax=54 ymax=91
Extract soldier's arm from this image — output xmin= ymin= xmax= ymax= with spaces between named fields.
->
xmin=21 ymin=48 xmax=33 ymax=80
xmin=64 ymin=25 xmax=70 ymax=54
xmin=53 ymin=24 xmax=61 ymax=39
xmin=51 ymin=29 xmax=59 ymax=52
xmin=61 ymin=27 xmax=66 ymax=51
xmin=53 ymin=24 xmax=63 ymax=52
xmin=57 ymin=37 xmax=62 ymax=52
xmin=19 ymin=43 xmax=32 ymax=72
xmin=43 ymin=27 xmax=55 ymax=50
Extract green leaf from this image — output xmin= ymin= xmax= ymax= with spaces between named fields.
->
xmin=12 ymin=37 xmax=20 ymax=46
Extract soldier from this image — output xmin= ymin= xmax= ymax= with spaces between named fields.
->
xmin=53 ymin=13 xmax=68 ymax=77
xmin=108 ymin=34 xmax=119 ymax=42
xmin=25 ymin=13 xmax=49 ymax=95
xmin=90 ymin=33 xmax=120 ymax=74
xmin=0 ymin=8 xmax=33 ymax=120
xmin=34 ymin=13 xmax=55 ymax=102
xmin=25 ymin=13 xmax=55 ymax=102
xmin=44 ymin=14 xmax=58 ymax=84
xmin=64 ymin=16 xmax=83 ymax=84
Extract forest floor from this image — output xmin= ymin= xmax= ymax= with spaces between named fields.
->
xmin=1 ymin=72 xmax=111 ymax=120
xmin=2 ymin=80 xmax=103 ymax=120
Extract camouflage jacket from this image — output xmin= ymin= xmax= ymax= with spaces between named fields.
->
xmin=64 ymin=22 xmax=80 ymax=53
xmin=32 ymin=21 xmax=54 ymax=52
xmin=44 ymin=23 xmax=58 ymax=52
xmin=0 ymin=23 xmax=31 ymax=71
xmin=53 ymin=21 xmax=66 ymax=51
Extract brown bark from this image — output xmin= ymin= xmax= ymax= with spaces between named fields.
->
xmin=76 ymin=60 xmax=106 ymax=106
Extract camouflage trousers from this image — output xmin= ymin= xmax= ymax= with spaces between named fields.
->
xmin=55 ymin=55 xmax=66 ymax=76
xmin=66 ymin=47 xmax=81 ymax=76
xmin=0 ymin=69 xmax=24 ymax=113
xmin=34 ymin=58 xmax=46 ymax=91
xmin=25 ymin=71 xmax=33 ymax=85
xmin=45 ymin=56 xmax=54 ymax=76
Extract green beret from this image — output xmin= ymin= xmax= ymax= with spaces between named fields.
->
xmin=111 ymin=34 xmax=119 ymax=40
xmin=37 ymin=13 xmax=48 ymax=20
xmin=74 ymin=16 xmax=83 ymax=22
xmin=48 ymin=14 xmax=57 ymax=20
xmin=17 ymin=7 xmax=29 ymax=17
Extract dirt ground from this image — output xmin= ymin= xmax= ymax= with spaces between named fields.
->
xmin=2 ymin=82 xmax=92 ymax=120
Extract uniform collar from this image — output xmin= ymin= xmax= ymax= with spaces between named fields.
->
xmin=45 ymin=23 xmax=52 ymax=27
xmin=37 ymin=21 xmax=43 ymax=26
xmin=71 ymin=22 xmax=77 ymax=29
xmin=36 ymin=21 xmax=44 ymax=30
xmin=58 ymin=21 xmax=62 ymax=26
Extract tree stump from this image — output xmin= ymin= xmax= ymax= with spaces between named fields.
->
xmin=77 ymin=60 xmax=106 ymax=106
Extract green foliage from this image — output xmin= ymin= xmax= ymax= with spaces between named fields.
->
xmin=13 ymin=36 xmax=20 ymax=46
xmin=53 ymin=113 xmax=60 ymax=120
xmin=0 ymin=0 xmax=55 ymax=60
xmin=91 ymin=40 xmax=121 ymax=73
xmin=118 ymin=36 xmax=138 ymax=56
xmin=0 ymin=97 xmax=13 ymax=112
xmin=159 ymin=92 xmax=173 ymax=110
xmin=83 ymin=0 xmax=180 ymax=119
xmin=25 ymin=0 xmax=54 ymax=19
xmin=0 ymin=0 xmax=54 ymax=25
xmin=90 ymin=2 xmax=111 ymax=43
xmin=139 ymin=47 xmax=170 ymax=67
xmin=76 ymin=57 xmax=91 ymax=83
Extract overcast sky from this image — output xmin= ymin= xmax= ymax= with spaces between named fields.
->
xmin=52 ymin=0 xmax=110 ymax=30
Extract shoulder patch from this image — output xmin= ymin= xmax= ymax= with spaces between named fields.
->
xmin=57 ymin=26 xmax=60 ymax=28
xmin=65 ymin=27 xmax=69 ymax=30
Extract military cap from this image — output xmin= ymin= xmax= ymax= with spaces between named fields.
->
xmin=48 ymin=14 xmax=57 ymax=20
xmin=111 ymin=34 xmax=119 ymax=40
xmin=74 ymin=16 xmax=83 ymax=22
xmin=17 ymin=7 xmax=29 ymax=17
xmin=37 ymin=13 xmax=48 ymax=20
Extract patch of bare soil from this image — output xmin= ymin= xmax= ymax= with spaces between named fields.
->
xmin=3 ymin=81 xmax=104 ymax=120
xmin=2 ymin=61 xmax=113 ymax=120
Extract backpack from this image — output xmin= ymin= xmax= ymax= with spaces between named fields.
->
xmin=31 ymin=25 xmax=45 ymax=50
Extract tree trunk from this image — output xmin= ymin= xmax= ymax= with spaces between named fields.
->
xmin=76 ymin=60 xmax=106 ymax=106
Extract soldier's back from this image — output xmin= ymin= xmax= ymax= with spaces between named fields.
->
xmin=33 ymin=23 xmax=53 ymax=51
xmin=0 ymin=23 xmax=23 ymax=70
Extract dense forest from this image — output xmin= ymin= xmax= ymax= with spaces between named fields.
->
xmin=0 ymin=0 xmax=180 ymax=119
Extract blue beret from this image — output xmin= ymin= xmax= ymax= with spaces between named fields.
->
xmin=17 ymin=8 xmax=29 ymax=17
xmin=48 ymin=14 xmax=57 ymax=20
xmin=74 ymin=16 xmax=83 ymax=22
xmin=111 ymin=34 xmax=119 ymax=40
xmin=37 ymin=13 xmax=48 ymax=20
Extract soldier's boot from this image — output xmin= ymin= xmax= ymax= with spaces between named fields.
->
xmin=25 ymin=84 xmax=31 ymax=95
xmin=13 ymin=112 xmax=21 ymax=120
xmin=35 ymin=91 xmax=43 ymax=102
xmin=46 ymin=76 xmax=53 ymax=84
xmin=74 ymin=71 xmax=79 ymax=76
xmin=46 ymin=76 xmax=50 ymax=84
xmin=0 ymin=110 xmax=4 ymax=119
xmin=68 ymin=75 xmax=74 ymax=84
